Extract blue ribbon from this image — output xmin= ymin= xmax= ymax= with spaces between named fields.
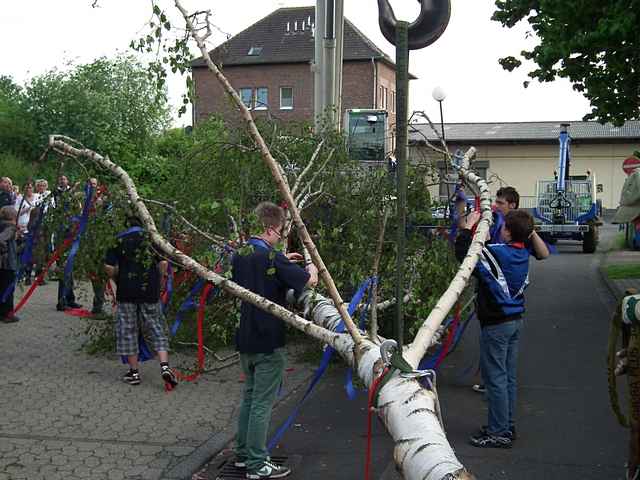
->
xmin=247 ymin=237 xmax=271 ymax=251
xmin=267 ymin=276 xmax=374 ymax=451
xmin=489 ymin=210 xmax=505 ymax=244
xmin=418 ymin=311 xmax=476 ymax=371
xmin=62 ymin=184 xmax=94 ymax=299
xmin=116 ymin=226 xmax=144 ymax=239
xmin=0 ymin=206 xmax=46 ymax=303
xmin=162 ymin=263 xmax=174 ymax=315
xmin=448 ymin=185 xmax=466 ymax=242
xmin=170 ymin=278 xmax=206 ymax=336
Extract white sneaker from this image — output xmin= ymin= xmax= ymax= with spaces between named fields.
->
xmin=246 ymin=460 xmax=291 ymax=479
xmin=472 ymin=384 xmax=486 ymax=394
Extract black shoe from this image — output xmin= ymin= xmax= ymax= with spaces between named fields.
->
xmin=479 ymin=425 xmax=517 ymax=440
xmin=1 ymin=315 xmax=20 ymax=323
xmin=469 ymin=432 xmax=513 ymax=449
xmin=161 ymin=366 xmax=178 ymax=389
xmin=123 ymin=370 xmax=141 ymax=385
xmin=24 ymin=278 xmax=32 ymax=286
xmin=56 ymin=304 xmax=66 ymax=311
xmin=66 ymin=302 xmax=82 ymax=309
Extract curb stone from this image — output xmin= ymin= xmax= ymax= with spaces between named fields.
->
xmin=159 ymin=367 xmax=315 ymax=480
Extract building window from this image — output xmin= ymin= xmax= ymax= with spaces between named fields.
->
xmin=280 ymin=87 xmax=293 ymax=109
xmin=255 ymin=87 xmax=268 ymax=110
xmin=247 ymin=46 xmax=263 ymax=56
xmin=391 ymin=91 xmax=395 ymax=113
xmin=239 ymin=88 xmax=253 ymax=109
xmin=379 ymin=86 xmax=388 ymax=110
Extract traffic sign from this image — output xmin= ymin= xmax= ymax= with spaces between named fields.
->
xmin=623 ymin=156 xmax=640 ymax=175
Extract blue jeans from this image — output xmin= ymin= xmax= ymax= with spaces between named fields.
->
xmin=480 ymin=319 xmax=522 ymax=435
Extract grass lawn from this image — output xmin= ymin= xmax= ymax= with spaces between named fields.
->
xmin=606 ymin=263 xmax=640 ymax=279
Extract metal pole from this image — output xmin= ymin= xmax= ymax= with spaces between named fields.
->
xmin=395 ymin=21 xmax=409 ymax=349
xmin=323 ymin=0 xmax=336 ymax=127
xmin=334 ymin=0 xmax=344 ymax=130
xmin=313 ymin=0 xmax=325 ymax=132
xmin=439 ymin=100 xmax=451 ymax=208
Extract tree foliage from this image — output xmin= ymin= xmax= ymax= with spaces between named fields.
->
xmin=25 ymin=56 xmax=171 ymax=165
xmin=0 ymin=76 xmax=38 ymax=159
xmin=0 ymin=56 xmax=170 ymax=177
xmin=493 ymin=0 xmax=640 ymax=126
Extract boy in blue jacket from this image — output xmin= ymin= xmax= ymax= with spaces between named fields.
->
xmin=455 ymin=209 xmax=534 ymax=448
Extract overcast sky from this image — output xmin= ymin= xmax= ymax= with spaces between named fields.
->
xmin=1 ymin=0 xmax=592 ymax=126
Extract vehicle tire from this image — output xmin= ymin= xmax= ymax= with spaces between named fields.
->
xmin=583 ymin=226 xmax=597 ymax=253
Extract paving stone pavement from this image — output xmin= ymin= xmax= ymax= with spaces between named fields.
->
xmin=0 ymin=282 xmax=314 ymax=480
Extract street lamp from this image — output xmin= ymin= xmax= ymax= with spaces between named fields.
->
xmin=432 ymin=86 xmax=450 ymax=211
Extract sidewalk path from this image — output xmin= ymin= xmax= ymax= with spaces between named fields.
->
xmin=0 ymin=283 xmax=313 ymax=480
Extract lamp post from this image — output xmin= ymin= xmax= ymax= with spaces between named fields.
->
xmin=432 ymin=86 xmax=449 ymax=209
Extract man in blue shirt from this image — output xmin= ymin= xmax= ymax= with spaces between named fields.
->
xmin=456 ymin=209 xmax=534 ymax=448
xmin=232 ymin=202 xmax=318 ymax=479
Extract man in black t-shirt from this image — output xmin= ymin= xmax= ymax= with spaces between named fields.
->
xmin=104 ymin=216 xmax=176 ymax=389
xmin=231 ymin=202 xmax=317 ymax=479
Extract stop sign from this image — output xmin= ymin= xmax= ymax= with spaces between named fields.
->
xmin=623 ymin=156 xmax=640 ymax=175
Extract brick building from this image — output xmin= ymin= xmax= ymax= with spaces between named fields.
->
xmin=191 ymin=6 xmax=412 ymax=128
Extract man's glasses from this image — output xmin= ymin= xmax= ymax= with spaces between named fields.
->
xmin=271 ymin=226 xmax=284 ymax=238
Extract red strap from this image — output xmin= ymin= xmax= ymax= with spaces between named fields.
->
xmin=365 ymin=366 xmax=390 ymax=480
xmin=10 ymin=230 xmax=78 ymax=316
xmin=105 ymin=280 xmax=117 ymax=310
xmin=173 ymin=282 xmax=212 ymax=382
xmin=470 ymin=196 xmax=482 ymax=235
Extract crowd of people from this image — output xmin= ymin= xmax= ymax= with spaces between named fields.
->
xmin=0 ymin=174 xmax=549 ymax=477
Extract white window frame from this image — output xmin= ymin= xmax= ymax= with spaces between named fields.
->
xmin=280 ymin=86 xmax=293 ymax=110
xmin=239 ymin=88 xmax=253 ymax=109
xmin=255 ymin=87 xmax=268 ymax=110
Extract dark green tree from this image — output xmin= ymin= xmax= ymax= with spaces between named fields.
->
xmin=0 ymin=76 xmax=38 ymax=158
xmin=493 ymin=0 xmax=640 ymax=126
xmin=24 ymin=55 xmax=170 ymax=169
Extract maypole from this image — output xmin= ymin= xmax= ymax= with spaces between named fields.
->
xmin=376 ymin=0 xmax=451 ymax=349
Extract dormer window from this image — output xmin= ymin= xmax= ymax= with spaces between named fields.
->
xmin=247 ymin=46 xmax=263 ymax=56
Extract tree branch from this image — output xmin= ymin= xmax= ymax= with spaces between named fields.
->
xmin=368 ymin=204 xmax=390 ymax=341
xmin=140 ymin=197 xmax=226 ymax=247
xmin=405 ymin=147 xmax=491 ymax=367
xmin=174 ymin=0 xmax=364 ymax=347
